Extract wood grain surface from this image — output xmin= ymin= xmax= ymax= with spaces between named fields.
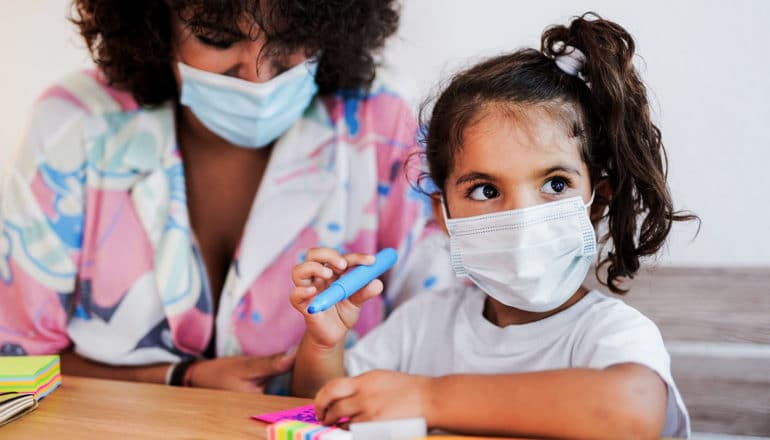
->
xmin=588 ymin=267 xmax=770 ymax=436
xmin=3 ymin=376 xmax=307 ymax=439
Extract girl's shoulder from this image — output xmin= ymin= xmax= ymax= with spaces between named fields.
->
xmin=576 ymin=290 xmax=658 ymax=328
xmin=570 ymin=290 xmax=667 ymax=361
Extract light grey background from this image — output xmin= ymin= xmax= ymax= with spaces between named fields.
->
xmin=2 ymin=0 xmax=768 ymax=267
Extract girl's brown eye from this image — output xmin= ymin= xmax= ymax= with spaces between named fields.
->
xmin=468 ymin=184 xmax=500 ymax=201
xmin=542 ymin=177 xmax=570 ymax=194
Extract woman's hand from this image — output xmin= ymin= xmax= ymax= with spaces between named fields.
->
xmin=290 ymin=248 xmax=384 ymax=349
xmin=314 ymin=370 xmax=434 ymax=425
xmin=188 ymin=351 xmax=295 ymax=392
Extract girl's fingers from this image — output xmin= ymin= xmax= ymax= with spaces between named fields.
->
xmin=291 ymin=261 xmax=334 ymax=286
xmin=312 ymin=276 xmax=329 ymax=292
xmin=321 ymin=395 xmax=362 ymax=426
xmin=342 ymin=253 xmax=376 ymax=269
xmin=289 ymin=286 xmax=317 ymax=309
xmin=305 ymin=248 xmax=348 ymax=272
xmin=346 ymin=279 xmax=384 ymax=308
xmin=315 ymin=377 xmax=357 ymax=420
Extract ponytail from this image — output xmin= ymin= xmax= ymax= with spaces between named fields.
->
xmin=543 ymin=13 xmax=698 ymax=292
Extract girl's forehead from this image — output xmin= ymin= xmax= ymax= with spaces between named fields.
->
xmin=445 ymin=103 xmax=588 ymax=184
xmin=461 ymin=105 xmax=583 ymax=159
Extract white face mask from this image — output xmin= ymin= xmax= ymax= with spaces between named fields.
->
xmin=443 ymin=194 xmax=597 ymax=312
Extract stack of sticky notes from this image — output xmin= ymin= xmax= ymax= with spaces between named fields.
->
xmin=267 ymin=420 xmax=352 ymax=440
xmin=0 ymin=392 xmax=38 ymax=427
xmin=0 ymin=355 xmax=61 ymax=399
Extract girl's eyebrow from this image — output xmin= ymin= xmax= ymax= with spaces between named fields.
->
xmin=541 ymin=165 xmax=582 ymax=177
xmin=455 ymin=171 xmax=498 ymax=186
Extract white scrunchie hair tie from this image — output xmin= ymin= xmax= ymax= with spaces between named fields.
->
xmin=552 ymin=42 xmax=586 ymax=77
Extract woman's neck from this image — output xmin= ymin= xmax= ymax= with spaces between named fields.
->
xmin=482 ymin=285 xmax=591 ymax=327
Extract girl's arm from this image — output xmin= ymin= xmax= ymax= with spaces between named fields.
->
xmin=290 ymin=335 xmax=346 ymax=398
xmin=427 ymin=363 xmax=667 ymax=438
xmin=288 ymin=248 xmax=384 ymax=398
xmin=316 ymin=363 xmax=667 ymax=439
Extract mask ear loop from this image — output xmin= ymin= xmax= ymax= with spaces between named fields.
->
xmin=440 ymin=196 xmax=452 ymax=222
xmin=585 ymin=190 xmax=596 ymax=208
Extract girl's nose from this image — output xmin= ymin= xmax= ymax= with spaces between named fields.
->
xmin=505 ymin=190 xmax=540 ymax=212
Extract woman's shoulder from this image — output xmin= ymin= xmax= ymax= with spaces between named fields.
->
xmin=321 ymin=68 xmax=418 ymax=138
xmin=35 ymin=69 xmax=142 ymax=117
xmin=25 ymin=69 xmax=163 ymax=155
xmin=15 ymin=69 xmax=173 ymax=177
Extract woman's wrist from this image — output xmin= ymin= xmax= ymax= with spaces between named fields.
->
xmin=167 ymin=360 xmax=198 ymax=387
xmin=183 ymin=360 xmax=197 ymax=387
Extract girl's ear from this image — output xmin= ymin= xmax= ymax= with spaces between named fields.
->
xmin=430 ymin=192 xmax=450 ymax=235
xmin=590 ymin=178 xmax=612 ymax=224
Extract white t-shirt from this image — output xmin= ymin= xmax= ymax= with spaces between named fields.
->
xmin=345 ymin=286 xmax=690 ymax=438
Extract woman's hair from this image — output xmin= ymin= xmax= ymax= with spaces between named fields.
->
xmin=71 ymin=0 xmax=400 ymax=106
xmin=420 ymin=13 xmax=698 ymax=293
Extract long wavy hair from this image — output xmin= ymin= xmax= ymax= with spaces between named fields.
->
xmin=71 ymin=0 xmax=400 ymax=106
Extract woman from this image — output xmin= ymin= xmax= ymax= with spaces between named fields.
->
xmin=0 ymin=0 xmax=452 ymax=392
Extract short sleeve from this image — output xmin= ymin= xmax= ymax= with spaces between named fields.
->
xmin=572 ymin=299 xmax=691 ymax=438
xmin=0 ymin=80 xmax=89 ymax=355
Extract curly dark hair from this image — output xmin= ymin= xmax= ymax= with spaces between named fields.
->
xmin=420 ymin=13 xmax=698 ymax=293
xmin=71 ymin=0 xmax=400 ymax=107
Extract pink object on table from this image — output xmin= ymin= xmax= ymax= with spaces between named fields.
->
xmin=253 ymin=404 xmax=320 ymax=424
xmin=253 ymin=404 xmax=350 ymax=424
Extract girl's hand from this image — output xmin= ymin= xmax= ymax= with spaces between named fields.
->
xmin=314 ymin=370 xmax=435 ymax=425
xmin=188 ymin=351 xmax=295 ymax=392
xmin=290 ymin=248 xmax=384 ymax=349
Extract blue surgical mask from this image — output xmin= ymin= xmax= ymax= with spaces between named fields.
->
xmin=178 ymin=60 xmax=319 ymax=148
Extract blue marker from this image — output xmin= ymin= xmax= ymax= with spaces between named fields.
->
xmin=307 ymin=248 xmax=398 ymax=314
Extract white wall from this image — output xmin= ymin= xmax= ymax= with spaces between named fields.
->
xmin=2 ymin=0 xmax=769 ymax=267
xmin=1 ymin=1 xmax=93 ymax=150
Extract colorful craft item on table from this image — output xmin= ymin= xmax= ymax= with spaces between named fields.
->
xmin=0 ymin=355 xmax=61 ymax=399
xmin=266 ymin=420 xmax=352 ymax=440
xmin=254 ymin=404 xmax=321 ymax=424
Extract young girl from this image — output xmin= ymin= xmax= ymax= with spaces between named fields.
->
xmin=289 ymin=14 xmax=694 ymax=439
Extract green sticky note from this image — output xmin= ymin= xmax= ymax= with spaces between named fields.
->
xmin=0 ymin=356 xmax=59 ymax=379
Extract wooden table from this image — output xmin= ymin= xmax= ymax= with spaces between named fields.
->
xmin=3 ymin=375 xmax=310 ymax=439
xmin=3 ymin=376 xmax=509 ymax=439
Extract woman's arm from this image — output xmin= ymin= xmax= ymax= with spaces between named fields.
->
xmin=316 ymin=363 xmax=667 ymax=439
xmin=61 ymin=350 xmax=296 ymax=392
xmin=61 ymin=351 xmax=170 ymax=383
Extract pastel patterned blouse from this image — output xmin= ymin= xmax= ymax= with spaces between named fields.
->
xmin=0 ymin=70 xmax=453 ymax=365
